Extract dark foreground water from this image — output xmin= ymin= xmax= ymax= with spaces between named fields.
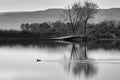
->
xmin=0 ymin=40 xmax=120 ymax=80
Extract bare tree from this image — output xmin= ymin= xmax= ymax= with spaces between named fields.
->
xmin=61 ymin=5 xmax=83 ymax=35
xmin=82 ymin=1 xmax=99 ymax=35
xmin=61 ymin=0 xmax=99 ymax=36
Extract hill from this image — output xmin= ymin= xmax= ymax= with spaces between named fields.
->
xmin=0 ymin=8 xmax=120 ymax=30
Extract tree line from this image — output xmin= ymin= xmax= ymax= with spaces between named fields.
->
xmin=20 ymin=20 xmax=120 ymax=39
xmin=1 ymin=20 xmax=120 ymax=39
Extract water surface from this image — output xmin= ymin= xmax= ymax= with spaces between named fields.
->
xmin=0 ymin=40 xmax=120 ymax=80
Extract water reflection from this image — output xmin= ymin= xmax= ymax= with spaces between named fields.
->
xmin=64 ymin=62 xmax=97 ymax=79
xmin=87 ymin=40 xmax=120 ymax=50
xmin=1 ymin=40 xmax=120 ymax=80
xmin=70 ymin=44 xmax=87 ymax=60
xmin=0 ymin=39 xmax=68 ymax=48
xmin=64 ymin=43 xmax=97 ymax=79
xmin=1 ymin=39 xmax=120 ymax=50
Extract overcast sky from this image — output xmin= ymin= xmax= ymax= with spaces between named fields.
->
xmin=0 ymin=0 xmax=120 ymax=12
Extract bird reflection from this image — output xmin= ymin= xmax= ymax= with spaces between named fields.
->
xmin=64 ymin=43 xmax=97 ymax=79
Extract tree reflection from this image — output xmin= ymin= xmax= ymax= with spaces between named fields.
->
xmin=64 ymin=43 xmax=97 ymax=79
xmin=70 ymin=44 xmax=87 ymax=60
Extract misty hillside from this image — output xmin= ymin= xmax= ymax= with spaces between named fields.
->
xmin=0 ymin=8 xmax=120 ymax=30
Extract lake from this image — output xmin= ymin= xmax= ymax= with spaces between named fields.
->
xmin=0 ymin=40 xmax=120 ymax=80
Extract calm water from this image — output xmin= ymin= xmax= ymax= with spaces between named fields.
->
xmin=0 ymin=40 xmax=120 ymax=80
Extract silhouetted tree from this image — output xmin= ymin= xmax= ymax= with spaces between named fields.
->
xmin=38 ymin=22 xmax=51 ymax=33
xmin=61 ymin=0 xmax=99 ymax=36
xmin=82 ymin=1 xmax=99 ymax=35
xmin=61 ymin=5 xmax=82 ymax=35
xmin=21 ymin=23 xmax=30 ymax=31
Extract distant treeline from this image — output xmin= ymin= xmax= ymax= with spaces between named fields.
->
xmin=18 ymin=20 xmax=120 ymax=39
xmin=1 ymin=20 xmax=120 ymax=39
xmin=21 ymin=22 xmax=68 ymax=34
xmin=88 ymin=20 xmax=120 ymax=39
xmin=0 ymin=21 xmax=71 ymax=39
